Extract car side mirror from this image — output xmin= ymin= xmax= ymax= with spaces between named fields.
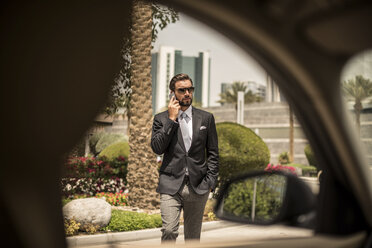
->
xmin=214 ymin=171 xmax=317 ymax=228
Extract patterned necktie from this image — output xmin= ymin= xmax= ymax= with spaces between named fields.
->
xmin=181 ymin=112 xmax=190 ymax=123
xmin=180 ymin=112 xmax=191 ymax=151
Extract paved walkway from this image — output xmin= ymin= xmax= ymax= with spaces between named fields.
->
xmin=67 ymin=221 xmax=313 ymax=247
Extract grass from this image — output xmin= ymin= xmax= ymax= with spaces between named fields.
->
xmin=287 ymin=163 xmax=317 ymax=176
xmin=64 ymin=210 xmax=162 ymax=236
xmin=102 ymin=210 xmax=162 ymax=232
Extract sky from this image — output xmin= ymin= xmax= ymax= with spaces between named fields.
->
xmin=152 ymin=13 xmax=267 ymax=107
xmin=152 ymin=13 xmax=372 ymax=106
xmin=342 ymin=50 xmax=372 ymax=82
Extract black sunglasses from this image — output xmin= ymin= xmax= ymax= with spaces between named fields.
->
xmin=176 ymin=87 xmax=195 ymax=94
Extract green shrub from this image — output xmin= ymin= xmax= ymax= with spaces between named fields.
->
xmin=95 ymin=133 xmax=127 ymax=155
xmin=304 ymin=144 xmax=318 ymax=169
xmin=216 ymin=122 xmax=270 ymax=194
xmin=89 ymin=132 xmax=105 ymax=155
xmin=102 ymin=210 xmax=162 ymax=232
xmin=217 ymin=122 xmax=270 ymax=181
xmin=81 ymin=223 xmax=100 ymax=234
xmin=64 ymin=218 xmax=81 ymax=236
xmin=278 ymin=151 xmax=290 ymax=164
xmin=204 ymin=199 xmax=218 ymax=221
xmin=207 ymin=212 xmax=217 ymax=221
xmin=99 ymin=142 xmax=130 ymax=161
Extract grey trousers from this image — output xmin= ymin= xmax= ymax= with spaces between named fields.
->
xmin=160 ymin=179 xmax=209 ymax=243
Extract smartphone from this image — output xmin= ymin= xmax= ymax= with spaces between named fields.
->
xmin=169 ymin=92 xmax=175 ymax=100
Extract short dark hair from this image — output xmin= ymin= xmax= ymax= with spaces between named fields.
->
xmin=169 ymin=73 xmax=193 ymax=91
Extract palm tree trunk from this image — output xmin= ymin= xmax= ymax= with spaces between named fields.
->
xmin=354 ymin=101 xmax=362 ymax=135
xmin=127 ymin=0 xmax=159 ymax=209
xmin=289 ymin=105 xmax=294 ymax=163
xmin=126 ymin=110 xmax=131 ymax=136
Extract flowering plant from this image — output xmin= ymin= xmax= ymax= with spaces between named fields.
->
xmin=61 ymin=156 xmax=128 ymax=198
xmin=61 ymin=177 xmax=126 ymax=198
xmin=63 ymin=156 xmax=127 ymax=179
xmin=96 ymin=191 xmax=128 ymax=206
xmin=264 ymin=163 xmax=297 ymax=176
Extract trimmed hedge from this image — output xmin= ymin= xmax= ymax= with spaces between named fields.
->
xmin=95 ymin=133 xmax=127 ymax=155
xmin=89 ymin=132 xmax=105 ymax=156
xmin=102 ymin=210 xmax=162 ymax=232
xmin=99 ymin=141 xmax=130 ymax=161
xmin=216 ymin=122 xmax=270 ymax=183
xmin=304 ymin=144 xmax=318 ymax=169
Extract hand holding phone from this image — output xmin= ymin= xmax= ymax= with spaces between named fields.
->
xmin=168 ymin=92 xmax=180 ymax=121
xmin=169 ymin=92 xmax=175 ymax=101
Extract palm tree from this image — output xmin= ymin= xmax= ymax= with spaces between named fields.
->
xmin=343 ymin=75 xmax=372 ymax=133
xmin=289 ymin=105 xmax=294 ymax=163
xmin=127 ymin=0 xmax=159 ymax=210
xmin=104 ymin=4 xmax=178 ymax=135
xmin=218 ymin=81 xmax=261 ymax=109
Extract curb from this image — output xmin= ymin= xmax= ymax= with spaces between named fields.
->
xmin=67 ymin=220 xmax=238 ymax=247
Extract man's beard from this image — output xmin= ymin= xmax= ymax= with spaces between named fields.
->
xmin=179 ymin=97 xmax=193 ymax=106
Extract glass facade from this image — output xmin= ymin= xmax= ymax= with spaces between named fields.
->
xmin=151 ymin=47 xmax=210 ymax=112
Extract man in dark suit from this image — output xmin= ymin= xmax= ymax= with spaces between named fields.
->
xmin=151 ymin=73 xmax=219 ymax=243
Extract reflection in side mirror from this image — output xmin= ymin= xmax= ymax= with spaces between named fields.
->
xmin=219 ymin=174 xmax=287 ymax=224
xmin=215 ymin=171 xmax=316 ymax=227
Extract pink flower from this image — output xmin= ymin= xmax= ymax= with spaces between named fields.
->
xmin=79 ymin=157 xmax=87 ymax=162
xmin=117 ymin=156 xmax=126 ymax=161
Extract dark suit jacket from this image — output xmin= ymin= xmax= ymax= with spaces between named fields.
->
xmin=151 ymin=107 xmax=219 ymax=195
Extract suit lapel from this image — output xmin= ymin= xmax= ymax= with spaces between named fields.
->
xmin=164 ymin=110 xmax=186 ymax=152
xmin=190 ymin=108 xmax=201 ymax=150
xmin=177 ymin=118 xmax=186 ymax=152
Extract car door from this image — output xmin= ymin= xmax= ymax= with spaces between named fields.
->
xmin=156 ymin=0 xmax=372 ymax=247
xmin=1 ymin=1 xmax=371 ymax=247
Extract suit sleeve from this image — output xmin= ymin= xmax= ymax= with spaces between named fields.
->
xmin=204 ymin=114 xmax=219 ymax=190
xmin=151 ymin=114 xmax=179 ymax=155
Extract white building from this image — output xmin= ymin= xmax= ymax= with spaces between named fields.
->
xmin=151 ymin=46 xmax=211 ymax=113
xmin=266 ymin=74 xmax=283 ymax=102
